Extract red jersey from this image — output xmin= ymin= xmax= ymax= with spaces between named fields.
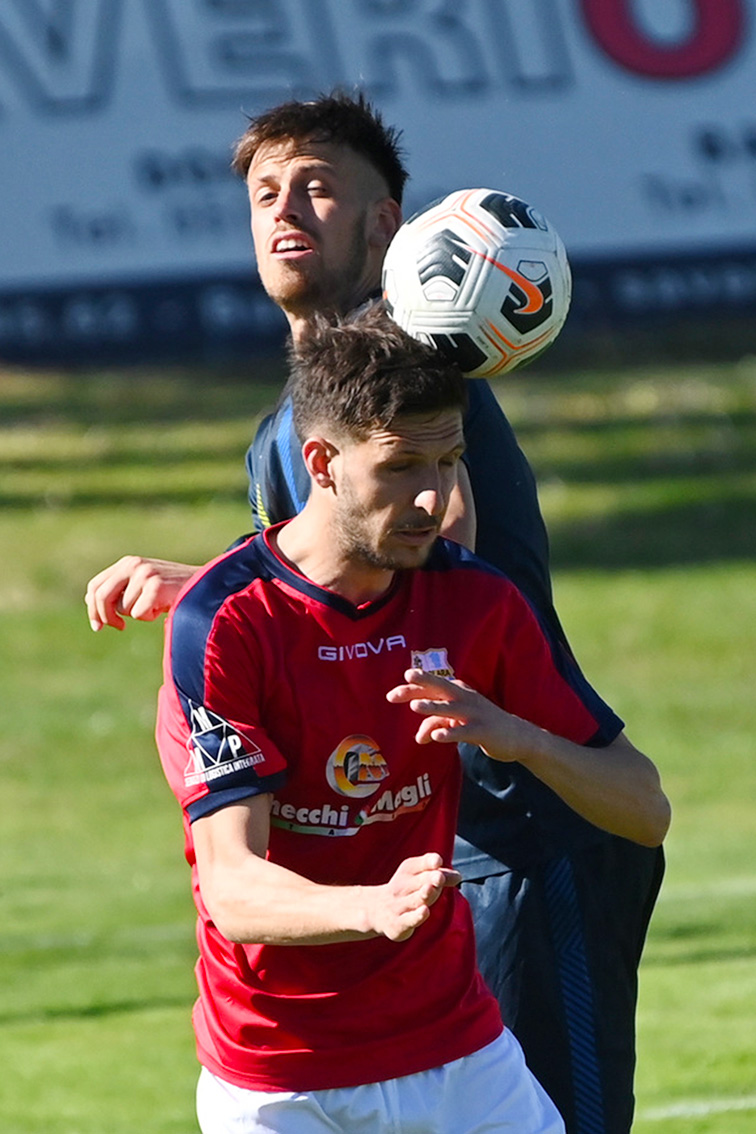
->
xmin=156 ymin=526 xmax=622 ymax=1092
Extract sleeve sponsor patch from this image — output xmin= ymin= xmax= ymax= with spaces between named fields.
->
xmin=184 ymin=701 xmax=267 ymax=787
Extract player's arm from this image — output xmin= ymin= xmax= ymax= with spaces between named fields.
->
xmin=85 ymin=556 xmax=201 ymax=631
xmin=439 ymin=460 xmax=476 ymax=550
xmin=192 ymin=793 xmax=460 ymax=946
xmin=387 ymin=671 xmax=671 ymax=848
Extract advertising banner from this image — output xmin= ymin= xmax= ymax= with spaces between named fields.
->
xmin=1 ymin=0 xmax=755 ymax=362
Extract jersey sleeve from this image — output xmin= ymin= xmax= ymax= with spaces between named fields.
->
xmin=489 ymin=580 xmax=623 ymax=747
xmin=246 ymin=398 xmax=311 ymax=530
xmin=156 ymin=570 xmax=288 ymax=823
xmin=462 ymin=382 xmax=552 ymax=605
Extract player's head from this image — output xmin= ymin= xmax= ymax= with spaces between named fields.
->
xmin=288 ymin=303 xmax=467 ymax=572
xmin=289 ymin=302 xmax=467 ymax=441
xmin=232 ymin=92 xmax=406 ymax=336
xmin=232 ymin=90 xmax=407 ymax=204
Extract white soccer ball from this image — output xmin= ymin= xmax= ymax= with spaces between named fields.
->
xmin=382 ymin=188 xmax=572 ymax=376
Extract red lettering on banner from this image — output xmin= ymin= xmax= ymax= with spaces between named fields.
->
xmin=580 ymin=0 xmax=746 ymax=80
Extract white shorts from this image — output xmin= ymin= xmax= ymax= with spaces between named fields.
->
xmin=196 ymin=1029 xmax=565 ymax=1134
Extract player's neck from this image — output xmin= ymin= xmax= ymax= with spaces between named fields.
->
xmin=286 ymin=281 xmax=383 ymax=347
xmin=273 ymin=514 xmax=395 ymax=607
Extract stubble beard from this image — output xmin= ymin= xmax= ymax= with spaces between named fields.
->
xmin=334 ymin=487 xmax=435 ymax=575
xmin=264 ymin=212 xmax=372 ymax=321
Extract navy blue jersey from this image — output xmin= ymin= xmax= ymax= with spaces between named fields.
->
xmin=245 ymin=378 xmax=613 ymax=872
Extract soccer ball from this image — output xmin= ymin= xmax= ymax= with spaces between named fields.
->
xmin=382 ymin=188 xmax=572 ymax=376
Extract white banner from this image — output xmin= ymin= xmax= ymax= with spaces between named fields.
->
xmin=1 ymin=0 xmax=754 ymax=360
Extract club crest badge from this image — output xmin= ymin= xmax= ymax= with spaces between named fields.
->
xmin=410 ymin=647 xmax=454 ymax=679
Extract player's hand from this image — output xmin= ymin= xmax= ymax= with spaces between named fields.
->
xmin=387 ymin=668 xmax=530 ymax=758
xmin=365 ymin=853 xmax=461 ymax=942
xmin=85 ymin=556 xmax=200 ymax=631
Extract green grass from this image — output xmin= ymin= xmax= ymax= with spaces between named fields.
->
xmin=0 ymin=356 xmax=754 ymax=1131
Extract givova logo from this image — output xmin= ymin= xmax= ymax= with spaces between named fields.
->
xmin=184 ymin=701 xmax=265 ymax=787
xmin=325 ymin=735 xmax=389 ymax=798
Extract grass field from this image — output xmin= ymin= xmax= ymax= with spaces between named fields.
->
xmin=1 ymin=355 xmax=754 ymax=1132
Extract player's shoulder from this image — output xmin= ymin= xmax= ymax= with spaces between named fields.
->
xmin=166 ymin=534 xmax=278 ymax=695
xmin=423 ymin=537 xmax=545 ymax=624
xmin=425 ymin=536 xmax=512 ymax=580
xmin=170 ymin=534 xmax=271 ymax=641
xmin=423 ymin=538 xmax=527 ymax=601
xmin=250 ymin=390 xmax=297 ymax=453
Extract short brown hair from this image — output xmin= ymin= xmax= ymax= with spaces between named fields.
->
xmin=232 ymin=90 xmax=408 ymax=205
xmin=288 ymin=302 xmax=467 ymax=442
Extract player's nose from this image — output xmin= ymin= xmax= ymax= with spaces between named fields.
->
xmin=274 ymin=183 xmax=301 ymax=223
xmin=414 ymin=484 xmax=445 ymax=520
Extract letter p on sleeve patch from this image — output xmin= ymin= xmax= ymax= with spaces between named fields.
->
xmin=184 ymin=701 xmax=265 ymax=787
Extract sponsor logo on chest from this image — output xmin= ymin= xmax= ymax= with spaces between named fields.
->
xmin=270 ymin=731 xmax=435 ymax=838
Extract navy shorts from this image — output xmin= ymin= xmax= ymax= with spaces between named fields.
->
xmin=462 ymin=837 xmax=665 ymax=1134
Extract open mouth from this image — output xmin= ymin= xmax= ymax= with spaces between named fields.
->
xmin=272 ymin=232 xmax=314 ymax=256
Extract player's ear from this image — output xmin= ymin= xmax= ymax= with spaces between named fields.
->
xmin=302 ymin=436 xmax=338 ymax=489
xmin=368 ymin=197 xmax=402 ymax=249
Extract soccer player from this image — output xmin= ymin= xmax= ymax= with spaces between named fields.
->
xmin=86 ymin=92 xmax=667 ymax=1134
xmin=156 ymin=305 xmax=670 ymax=1134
